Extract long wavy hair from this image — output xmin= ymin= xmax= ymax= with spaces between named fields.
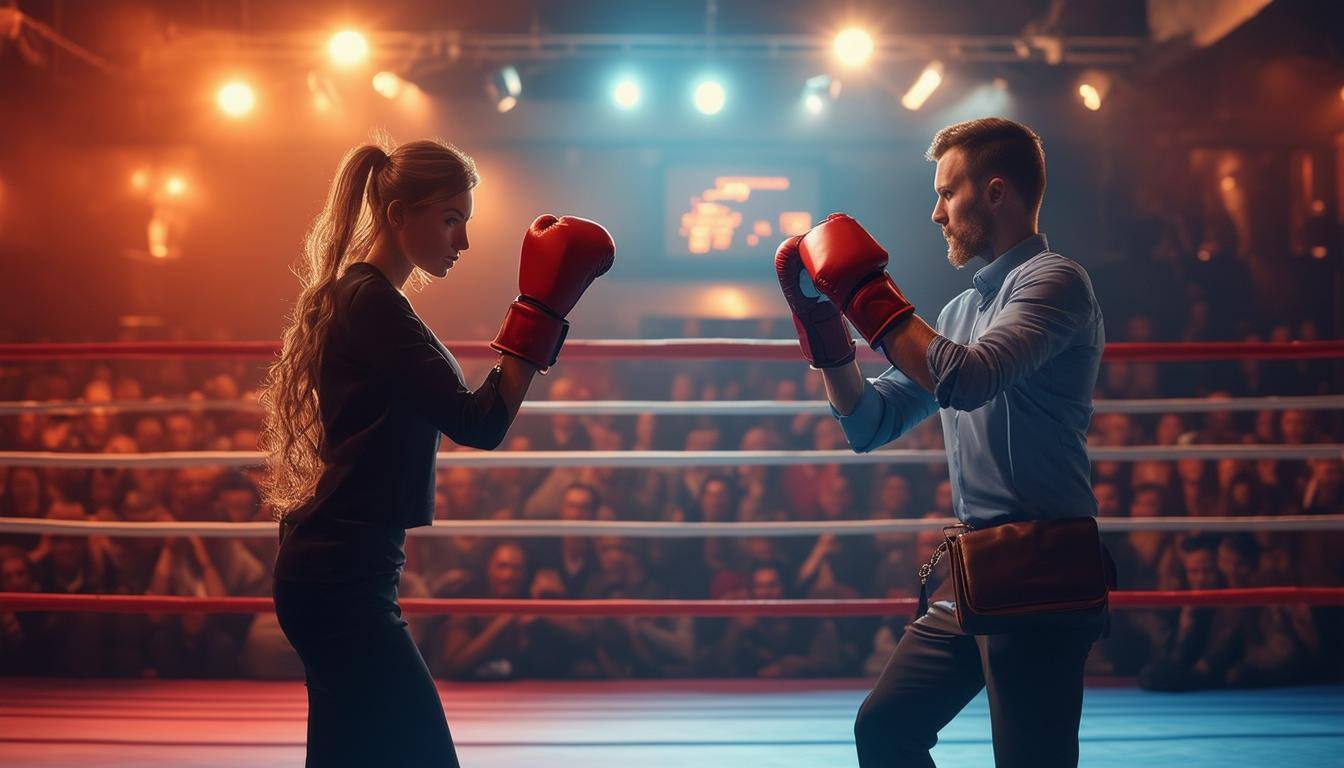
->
xmin=258 ymin=136 xmax=479 ymax=519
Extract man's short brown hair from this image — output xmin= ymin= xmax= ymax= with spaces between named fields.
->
xmin=926 ymin=118 xmax=1046 ymax=214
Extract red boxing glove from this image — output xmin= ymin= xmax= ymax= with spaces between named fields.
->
xmin=491 ymin=215 xmax=616 ymax=371
xmin=774 ymin=235 xmax=856 ymax=369
xmin=799 ymin=213 xmax=915 ymax=349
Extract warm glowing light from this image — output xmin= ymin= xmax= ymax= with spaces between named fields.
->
xmin=803 ymin=92 xmax=825 ymax=114
xmin=1079 ymin=83 xmax=1103 ymax=111
xmin=832 ymin=27 xmax=875 ymax=69
xmin=216 ymin=81 xmax=255 ymax=118
xmin=327 ymin=30 xmax=369 ymax=67
xmin=163 ymin=176 xmax=187 ymax=197
xmin=1311 ymin=246 xmax=1328 ymax=259
xmin=147 ymin=213 xmax=173 ymax=259
xmin=130 ymin=169 xmax=150 ymax=192
xmin=779 ymin=211 xmax=813 ymax=236
xmin=372 ymin=71 xmax=404 ymax=99
xmin=1219 ymin=175 xmax=1237 ymax=192
xmin=490 ymin=66 xmax=522 ymax=112
xmin=613 ymin=77 xmax=641 ymax=110
xmin=693 ymin=79 xmax=726 ymax=115
xmin=901 ymin=62 xmax=943 ymax=111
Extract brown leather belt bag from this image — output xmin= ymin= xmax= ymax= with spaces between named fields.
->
xmin=918 ymin=516 xmax=1113 ymax=635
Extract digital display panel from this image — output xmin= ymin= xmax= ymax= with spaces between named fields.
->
xmin=665 ymin=166 xmax=820 ymax=260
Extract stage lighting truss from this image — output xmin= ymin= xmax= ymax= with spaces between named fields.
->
xmin=140 ymin=31 xmax=1143 ymax=76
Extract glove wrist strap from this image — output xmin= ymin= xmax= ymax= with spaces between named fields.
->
xmin=845 ymin=273 xmax=916 ymax=349
xmin=490 ymin=296 xmax=570 ymax=373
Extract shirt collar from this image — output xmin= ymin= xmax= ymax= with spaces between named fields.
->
xmin=971 ymin=233 xmax=1050 ymax=302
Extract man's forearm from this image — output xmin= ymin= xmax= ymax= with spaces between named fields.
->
xmin=821 ymin=359 xmax=865 ymax=416
xmin=877 ymin=315 xmax=938 ymax=392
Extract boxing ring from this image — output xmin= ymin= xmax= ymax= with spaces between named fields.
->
xmin=1 ymin=339 xmax=1342 ymax=767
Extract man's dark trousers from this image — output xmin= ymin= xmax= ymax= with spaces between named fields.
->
xmin=854 ymin=581 xmax=1101 ymax=767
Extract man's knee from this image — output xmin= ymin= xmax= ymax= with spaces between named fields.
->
xmin=855 ymin=691 xmax=934 ymax=758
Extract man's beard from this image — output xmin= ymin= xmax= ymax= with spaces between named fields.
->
xmin=943 ymin=204 xmax=993 ymax=269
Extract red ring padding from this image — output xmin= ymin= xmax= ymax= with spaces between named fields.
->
xmin=0 ymin=340 xmax=1341 ymax=362
xmin=1 ymin=588 xmax=1341 ymax=616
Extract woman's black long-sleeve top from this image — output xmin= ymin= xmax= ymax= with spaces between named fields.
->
xmin=273 ymin=262 xmax=509 ymax=583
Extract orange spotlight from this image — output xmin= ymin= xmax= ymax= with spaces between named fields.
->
xmin=1077 ymin=71 xmax=1111 ymax=112
xmin=163 ymin=176 xmax=187 ymax=198
xmin=832 ymin=27 xmax=874 ymax=69
xmin=372 ymin=71 xmax=404 ymax=99
xmin=216 ymin=81 xmax=256 ymax=118
xmin=901 ymin=62 xmax=943 ymax=111
xmin=129 ymin=168 xmax=150 ymax=193
xmin=327 ymin=30 xmax=369 ymax=67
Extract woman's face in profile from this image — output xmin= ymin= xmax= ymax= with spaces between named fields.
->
xmin=393 ymin=188 xmax=474 ymax=278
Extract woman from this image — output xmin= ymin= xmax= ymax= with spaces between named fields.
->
xmin=260 ymin=138 xmax=614 ymax=766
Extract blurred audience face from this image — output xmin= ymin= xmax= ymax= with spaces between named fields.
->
xmin=1131 ymin=461 xmax=1173 ymax=488
xmin=933 ymin=480 xmax=954 ymax=515
xmin=596 ymin=537 xmax=634 ymax=581
xmin=1129 ymin=486 xmax=1165 ymax=517
xmin=669 ymin=373 xmax=695 ymax=402
xmin=560 ymin=486 xmax=599 ymax=521
xmin=164 ymin=414 xmax=197 ymax=451
xmin=811 ymin=418 xmax=846 ymax=451
xmin=486 ymin=543 xmax=528 ymax=598
xmin=6 ymin=468 xmax=42 ymax=516
xmin=132 ymin=417 xmax=165 ymax=453
xmin=1217 ymin=539 xmax=1256 ymax=588
xmin=46 ymin=500 xmax=89 ymax=572
xmin=1154 ymin=414 xmax=1184 ymax=445
xmin=1176 ymin=459 xmax=1205 ymax=484
xmin=751 ymin=566 xmax=785 ymax=600
xmin=1093 ymin=481 xmax=1121 ymax=516
xmin=1180 ymin=547 xmax=1221 ymax=590
xmin=698 ymin=477 xmax=735 ymax=522
xmin=684 ymin=427 xmax=720 ymax=452
xmin=817 ymin=474 xmax=854 ymax=519
xmin=169 ymin=468 xmax=218 ymax=520
xmin=444 ymin=467 xmax=481 ymax=516
xmin=1202 ymin=392 xmax=1234 ymax=434
xmin=878 ymin=474 xmax=912 ymax=514
xmin=1 ymin=556 xmax=37 ymax=592
xmin=1279 ymin=410 xmax=1308 ymax=444
xmin=217 ymin=486 xmax=260 ymax=523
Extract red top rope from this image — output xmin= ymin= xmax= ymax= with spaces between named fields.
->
xmin=1 ymin=340 xmax=1342 ymax=362
xmin=1 ymin=588 xmax=1341 ymax=617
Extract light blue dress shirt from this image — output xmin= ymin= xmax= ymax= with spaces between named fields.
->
xmin=833 ymin=233 xmax=1105 ymax=527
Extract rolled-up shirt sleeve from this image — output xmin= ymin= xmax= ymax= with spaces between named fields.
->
xmin=344 ymin=281 xmax=509 ymax=449
xmin=927 ymin=257 xmax=1094 ymax=412
xmin=829 ymin=366 xmax=938 ymax=453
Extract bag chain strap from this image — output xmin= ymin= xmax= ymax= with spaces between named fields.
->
xmin=918 ymin=541 xmax=948 ymax=587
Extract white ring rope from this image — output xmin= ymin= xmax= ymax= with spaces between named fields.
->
xmin=3 ymin=394 xmax=1342 ymax=417
xmin=1 ymin=444 xmax=1339 ymax=470
xmin=1 ymin=514 xmax=1340 ymax=539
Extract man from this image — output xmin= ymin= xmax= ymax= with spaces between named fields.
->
xmin=774 ymin=118 xmax=1105 ymax=767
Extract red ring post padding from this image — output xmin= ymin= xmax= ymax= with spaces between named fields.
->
xmin=1 ymin=588 xmax=1341 ymax=616
xmin=1 ymin=340 xmax=1342 ymax=362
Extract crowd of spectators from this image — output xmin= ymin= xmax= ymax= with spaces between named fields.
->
xmin=0 ymin=308 xmax=1340 ymax=688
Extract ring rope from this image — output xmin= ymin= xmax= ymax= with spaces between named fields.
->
xmin=4 ymin=393 xmax=1343 ymax=417
xmin=3 ymin=514 xmax=1341 ymax=539
xmin=2 ymin=339 xmax=1342 ymax=362
xmin=2 ymin=443 xmax=1338 ymax=470
xmin=2 ymin=589 xmax=1341 ymax=616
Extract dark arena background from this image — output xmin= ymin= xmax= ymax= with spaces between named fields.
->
xmin=1 ymin=1 xmax=1343 ymax=766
